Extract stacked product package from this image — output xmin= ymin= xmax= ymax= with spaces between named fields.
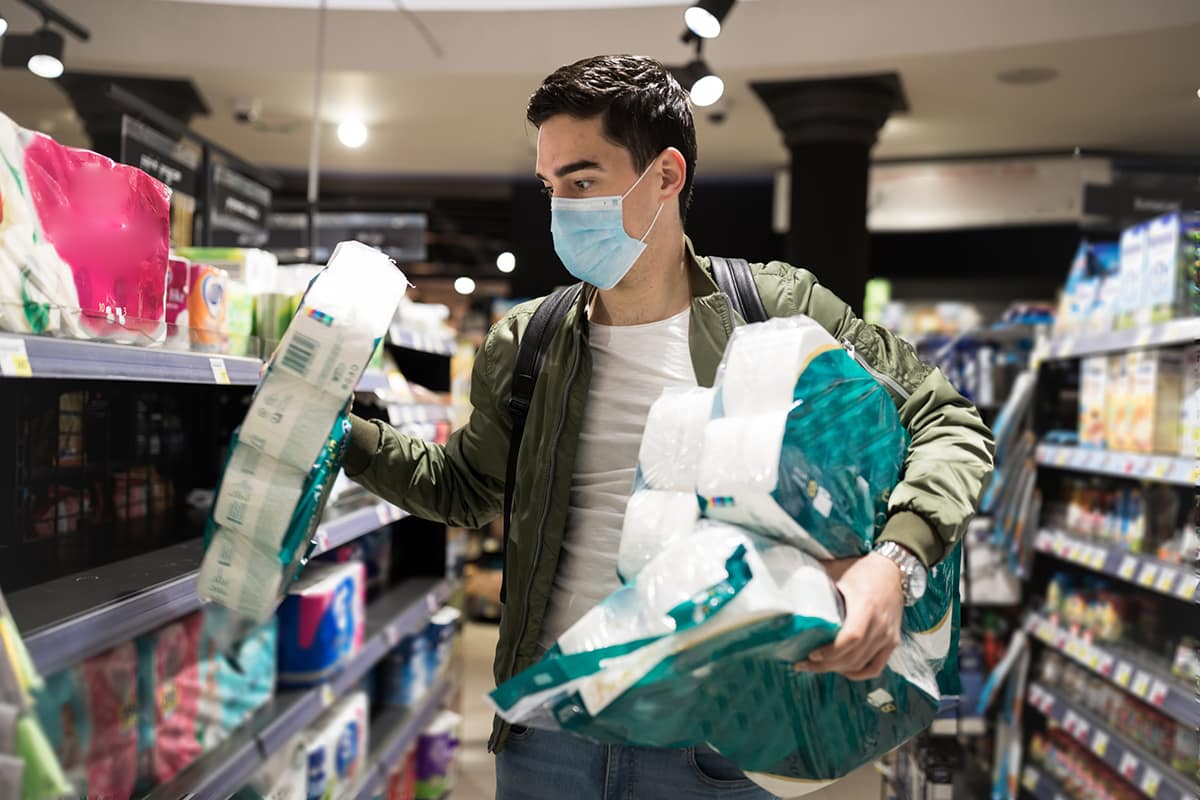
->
xmin=197 ymin=240 xmax=408 ymax=622
xmin=490 ymin=317 xmax=961 ymax=798
xmin=0 ymin=111 xmax=171 ymax=344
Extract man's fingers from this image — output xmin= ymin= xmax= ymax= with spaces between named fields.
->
xmin=807 ymin=624 xmax=872 ymax=673
xmin=843 ymin=646 xmax=893 ymax=681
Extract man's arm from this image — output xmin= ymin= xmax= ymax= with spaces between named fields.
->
xmin=343 ymin=320 xmax=514 ymax=530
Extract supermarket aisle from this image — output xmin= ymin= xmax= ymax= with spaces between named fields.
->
xmin=451 ymin=621 xmax=880 ymax=800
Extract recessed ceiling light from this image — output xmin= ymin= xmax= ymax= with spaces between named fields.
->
xmin=337 ymin=117 xmax=368 ymax=148
xmin=996 ymin=66 xmax=1059 ymax=86
xmin=0 ymin=16 xmax=8 ymax=38
xmin=454 ymin=276 xmax=476 ymax=295
xmin=496 ymin=251 xmax=516 ymax=273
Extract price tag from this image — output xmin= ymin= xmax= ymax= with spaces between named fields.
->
xmin=1150 ymin=459 xmax=1170 ymax=479
xmin=1060 ymin=338 xmax=1075 ymax=358
xmin=1069 ymin=542 xmax=1083 ymax=561
xmin=1178 ymin=576 xmax=1198 ymax=601
xmin=1056 ymin=449 xmax=1070 ymax=466
xmin=1148 ymin=680 xmax=1168 ymax=706
xmin=1115 ymin=662 xmax=1133 ymax=688
xmin=1156 ymin=570 xmax=1178 ymax=594
xmin=0 ymin=338 xmax=33 ymax=377
xmin=1022 ymin=767 xmax=1039 ymax=792
xmin=1189 ymin=465 xmax=1200 ymax=485
xmin=1090 ymin=550 xmax=1107 ymax=570
xmin=1098 ymin=654 xmax=1115 ymax=676
xmin=1140 ymin=767 xmax=1161 ymax=798
xmin=376 ymin=503 xmax=392 ymax=526
xmin=314 ymin=529 xmax=329 ymax=551
xmin=1099 ymin=452 xmax=1113 ymax=470
xmin=320 ymin=684 xmax=335 ymax=708
xmin=1118 ymin=556 xmax=1139 ymax=581
xmin=426 ymin=593 xmax=439 ymax=612
xmin=1087 ymin=650 xmax=1101 ymax=670
xmin=384 ymin=624 xmax=400 ymax=648
xmin=1064 ymin=711 xmax=1078 ymax=734
xmin=1074 ymin=719 xmax=1090 ymax=742
xmin=1119 ymin=751 xmax=1140 ymax=780
xmin=1138 ymin=563 xmax=1159 ymax=587
xmin=209 ymin=357 xmax=231 ymax=385
xmin=1131 ymin=672 xmax=1151 ymax=698
xmin=1092 ymin=730 xmax=1109 ymax=757
xmin=1135 ymin=327 xmax=1155 ymax=348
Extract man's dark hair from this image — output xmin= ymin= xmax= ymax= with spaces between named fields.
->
xmin=527 ymin=54 xmax=698 ymax=222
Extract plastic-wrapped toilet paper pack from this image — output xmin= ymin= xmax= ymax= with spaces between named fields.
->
xmin=198 ymin=241 xmax=407 ymax=622
xmin=616 ymin=490 xmax=700 ymax=583
xmin=635 ymin=387 xmax=714 ymax=491
xmin=698 ymin=317 xmax=910 ymax=560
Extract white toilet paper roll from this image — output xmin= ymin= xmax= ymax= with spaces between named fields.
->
xmin=239 ymin=371 xmax=348 ymax=472
xmin=196 ymin=527 xmax=285 ymax=622
xmin=697 ymin=412 xmax=787 ymax=498
xmin=717 ymin=319 xmax=841 ymax=418
xmin=637 ymin=387 xmax=714 ymax=491
xmin=212 ymin=445 xmax=308 ymax=548
xmin=617 ymin=490 xmax=700 ymax=582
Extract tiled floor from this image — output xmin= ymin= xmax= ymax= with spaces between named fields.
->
xmin=451 ymin=622 xmax=881 ymax=800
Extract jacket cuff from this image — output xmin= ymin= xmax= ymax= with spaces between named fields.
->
xmin=345 ymin=414 xmax=383 ymax=478
xmin=877 ymin=511 xmax=942 ymax=569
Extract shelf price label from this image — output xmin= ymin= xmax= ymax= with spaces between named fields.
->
xmin=209 ymin=357 xmax=231 ymax=385
xmin=1148 ymin=680 xmax=1168 ymax=707
xmin=1089 ymin=549 xmax=1107 ymax=570
xmin=0 ymin=338 xmax=33 ymax=378
xmin=1119 ymin=751 xmax=1140 ymax=780
xmin=1155 ymin=570 xmax=1177 ymax=594
xmin=1098 ymin=654 xmax=1115 ymax=676
xmin=1021 ymin=767 xmax=1039 ymax=792
xmin=1131 ymin=672 xmax=1151 ymax=699
xmin=1115 ymin=662 xmax=1133 ymax=688
xmin=1118 ymin=556 xmax=1139 ymax=581
xmin=320 ymin=684 xmax=335 ymax=708
xmin=1178 ymin=576 xmax=1198 ymax=602
xmin=1092 ymin=730 xmax=1109 ymax=757
xmin=1140 ymin=768 xmax=1161 ymax=798
xmin=1056 ymin=449 xmax=1070 ymax=466
xmin=375 ymin=503 xmax=393 ymax=526
xmin=1137 ymin=563 xmax=1159 ymax=587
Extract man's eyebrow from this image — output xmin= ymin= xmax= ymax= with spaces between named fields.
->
xmin=535 ymin=159 xmax=604 ymax=181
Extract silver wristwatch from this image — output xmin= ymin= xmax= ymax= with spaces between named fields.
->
xmin=873 ymin=542 xmax=928 ymax=606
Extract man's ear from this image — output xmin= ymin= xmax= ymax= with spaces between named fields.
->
xmin=657 ymin=147 xmax=687 ymax=201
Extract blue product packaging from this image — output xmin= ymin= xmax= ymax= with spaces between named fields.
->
xmin=196 ymin=606 xmax=278 ymax=750
xmin=383 ymin=635 xmax=429 ymax=708
xmin=424 ymin=608 xmax=461 ymax=679
xmin=277 ymin=561 xmax=365 ymax=688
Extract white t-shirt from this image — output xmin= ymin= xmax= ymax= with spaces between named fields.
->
xmin=538 ymin=307 xmax=698 ymax=648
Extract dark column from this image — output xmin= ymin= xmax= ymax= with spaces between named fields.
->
xmin=751 ymin=74 xmax=906 ymax=314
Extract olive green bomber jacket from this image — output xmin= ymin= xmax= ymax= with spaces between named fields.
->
xmin=344 ymin=241 xmax=995 ymax=751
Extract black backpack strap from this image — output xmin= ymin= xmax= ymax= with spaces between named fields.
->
xmin=501 ymin=282 xmax=583 ymax=603
xmin=709 ymin=256 xmax=768 ymax=324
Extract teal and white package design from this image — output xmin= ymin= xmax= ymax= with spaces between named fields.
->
xmin=197 ymin=240 xmax=408 ymax=622
xmin=491 ymin=315 xmax=961 ymax=796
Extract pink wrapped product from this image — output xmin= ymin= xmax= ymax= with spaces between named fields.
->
xmin=0 ymin=111 xmax=171 ymax=343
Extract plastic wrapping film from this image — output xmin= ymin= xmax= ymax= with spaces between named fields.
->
xmin=197 ymin=240 xmax=408 ymax=622
xmin=491 ymin=315 xmax=961 ymax=796
xmin=0 ymin=111 xmax=171 ymax=344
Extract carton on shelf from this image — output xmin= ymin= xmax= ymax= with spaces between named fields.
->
xmin=1129 ymin=348 xmax=1183 ymax=454
xmin=1078 ymin=356 xmax=1107 ymax=447
xmin=1104 ymin=354 xmax=1133 ymax=451
xmin=1181 ymin=345 xmax=1200 ymax=459
xmin=1115 ymin=223 xmax=1147 ymax=331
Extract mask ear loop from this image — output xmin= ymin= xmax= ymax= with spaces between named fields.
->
xmin=638 ymin=202 xmax=666 ymax=243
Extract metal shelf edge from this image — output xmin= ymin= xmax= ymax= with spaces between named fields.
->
xmin=1041 ymin=317 xmax=1200 ymax=361
xmin=1035 ymin=443 xmax=1198 ymax=487
xmin=1034 ymin=530 xmax=1198 ymax=603
xmin=1020 ymin=765 xmax=1069 ymax=800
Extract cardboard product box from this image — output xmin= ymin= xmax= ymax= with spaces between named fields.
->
xmin=1129 ymin=349 xmax=1183 ymax=454
xmin=1116 ymin=223 xmax=1148 ymax=330
xmin=1078 ymin=356 xmax=1108 ymax=447
xmin=1181 ymin=344 xmax=1200 ymax=459
xmin=1140 ymin=213 xmax=1199 ymax=327
xmin=1105 ymin=354 xmax=1133 ymax=451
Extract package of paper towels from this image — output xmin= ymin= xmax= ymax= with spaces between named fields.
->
xmin=492 ymin=314 xmax=962 ymax=794
xmin=197 ymin=241 xmax=407 ymax=622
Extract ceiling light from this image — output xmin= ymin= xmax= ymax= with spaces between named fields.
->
xmin=690 ymin=71 xmax=724 ymax=107
xmin=26 ymin=28 xmax=64 ymax=80
xmin=0 ymin=16 xmax=8 ymax=38
xmin=684 ymin=0 xmax=734 ymax=39
xmin=337 ymin=117 xmax=368 ymax=148
xmin=454 ymin=276 xmax=476 ymax=295
xmin=496 ymin=251 xmax=516 ymax=273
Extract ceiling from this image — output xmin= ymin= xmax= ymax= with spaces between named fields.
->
xmin=1 ymin=0 xmax=1198 ymax=179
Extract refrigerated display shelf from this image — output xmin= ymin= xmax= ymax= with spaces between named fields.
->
xmin=389 ymin=327 xmax=456 ymax=357
xmin=1040 ymin=317 xmax=1200 ymax=361
xmin=0 ymin=333 xmax=263 ymax=385
xmin=345 ymin=674 xmax=454 ymax=800
xmin=12 ymin=498 xmax=410 ymax=676
xmin=1020 ymin=764 xmax=1072 ymax=800
xmin=1026 ymin=682 xmax=1200 ymax=800
xmin=1035 ymin=444 xmax=1198 ymax=487
xmin=144 ymin=576 xmax=453 ymax=800
xmin=1027 ymin=615 xmax=1200 ymax=730
xmin=1034 ymin=530 xmax=1198 ymax=603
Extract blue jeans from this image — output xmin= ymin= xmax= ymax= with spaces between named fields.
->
xmin=496 ymin=726 xmax=778 ymax=799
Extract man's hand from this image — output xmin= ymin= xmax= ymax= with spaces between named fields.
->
xmin=795 ymin=552 xmax=904 ymax=680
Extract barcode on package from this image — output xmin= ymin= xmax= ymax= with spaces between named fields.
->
xmin=281 ymin=332 xmax=319 ymax=377
xmin=227 ymin=499 xmax=247 ymax=526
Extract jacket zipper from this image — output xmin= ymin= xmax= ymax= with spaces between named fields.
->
xmin=504 ymin=327 xmax=584 ymax=697
xmin=841 ymin=338 xmax=912 ymax=401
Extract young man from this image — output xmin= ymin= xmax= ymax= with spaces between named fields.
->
xmin=346 ymin=55 xmax=994 ymax=799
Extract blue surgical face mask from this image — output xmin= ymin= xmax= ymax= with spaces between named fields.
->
xmin=549 ymin=161 xmax=665 ymax=290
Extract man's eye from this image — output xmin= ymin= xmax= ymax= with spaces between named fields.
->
xmin=574 ymin=179 xmax=594 ymax=191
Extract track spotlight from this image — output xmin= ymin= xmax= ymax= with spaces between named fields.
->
xmin=0 ymin=16 xmax=8 ymax=38
xmin=684 ymin=0 xmax=735 ymax=40
xmin=26 ymin=27 xmax=64 ymax=79
xmin=678 ymin=60 xmax=724 ymax=107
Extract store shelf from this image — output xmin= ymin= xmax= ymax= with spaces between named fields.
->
xmin=145 ymin=576 xmax=453 ymax=800
xmin=389 ymin=326 xmax=456 ymax=357
xmin=0 ymin=332 xmax=262 ymax=385
xmin=389 ymin=403 xmax=454 ymax=425
xmin=1020 ymin=765 xmax=1071 ymax=800
xmin=1035 ymin=444 xmax=1198 ymax=486
xmin=1026 ymin=614 xmax=1200 ymax=730
xmin=1040 ymin=317 xmax=1200 ymax=361
xmin=929 ymin=717 xmax=988 ymax=736
xmin=345 ymin=674 xmax=454 ymax=800
xmin=1034 ymin=530 xmax=1198 ymax=603
xmin=12 ymin=498 xmax=409 ymax=676
xmin=1027 ymin=682 xmax=1200 ymax=800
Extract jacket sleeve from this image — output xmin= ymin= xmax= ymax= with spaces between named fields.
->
xmin=342 ymin=320 xmax=514 ymax=529
xmin=768 ymin=264 xmax=996 ymax=568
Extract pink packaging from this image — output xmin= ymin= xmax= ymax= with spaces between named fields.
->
xmin=137 ymin=612 xmax=203 ymax=786
xmin=165 ymin=256 xmax=192 ymax=344
xmin=277 ymin=562 xmax=366 ymax=687
xmin=81 ymin=642 xmax=140 ymax=799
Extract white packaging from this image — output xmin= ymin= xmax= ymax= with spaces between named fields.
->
xmin=617 ymin=490 xmax=700 ymax=583
xmin=717 ymin=322 xmax=840 ymax=417
xmin=1117 ymin=223 xmax=1147 ymax=330
xmin=1078 ymin=356 xmax=1108 ymax=447
xmin=1141 ymin=214 xmax=1181 ymax=326
xmin=637 ymin=388 xmax=714 ymax=491
xmin=196 ymin=528 xmax=285 ymax=619
xmin=1180 ymin=345 xmax=1200 ymax=459
xmin=211 ymin=446 xmax=307 ymax=548
xmin=302 ymin=691 xmax=369 ymax=800
xmin=238 ymin=370 xmax=348 ymax=472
